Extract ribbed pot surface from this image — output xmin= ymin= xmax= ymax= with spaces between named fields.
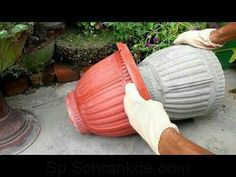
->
xmin=138 ymin=45 xmax=225 ymax=120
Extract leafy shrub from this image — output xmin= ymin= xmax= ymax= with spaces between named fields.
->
xmin=76 ymin=22 xmax=218 ymax=62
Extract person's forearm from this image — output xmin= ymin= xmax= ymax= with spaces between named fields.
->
xmin=158 ymin=128 xmax=214 ymax=155
xmin=210 ymin=22 xmax=236 ymax=45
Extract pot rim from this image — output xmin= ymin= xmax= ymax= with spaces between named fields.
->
xmin=116 ymin=42 xmax=151 ymax=100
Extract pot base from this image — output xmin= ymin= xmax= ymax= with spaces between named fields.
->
xmin=65 ymin=91 xmax=91 ymax=134
xmin=0 ymin=109 xmax=40 ymax=155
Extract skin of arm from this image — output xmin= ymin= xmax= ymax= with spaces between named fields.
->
xmin=158 ymin=128 xmax=214 ymax=155
xmin=210 ymin=22 xmax=236 ymax=45
xmin=124 ymin=83 xmax=213 ymax=155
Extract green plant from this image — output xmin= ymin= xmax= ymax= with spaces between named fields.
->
xmin=0 ymin=23 xmax=29 ymax=77
xmin=76 ymin=22 xmax=105 ymax=35
xmin=105 ymin=22 xmax=208 ymax=61
xmin=0 ymin=22 xmax=15 ymax=31
xmin=76 ymin=22 xmax=224 ymax=62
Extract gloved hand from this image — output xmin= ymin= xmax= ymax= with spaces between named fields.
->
xmin=174 ymin=29 xmax=223 ymax=49
xmin=123 ymin=83 xmax=179 ymax=154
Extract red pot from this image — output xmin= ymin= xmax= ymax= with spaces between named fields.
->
xmin=65 ymin=43 xmax=151 ymax=137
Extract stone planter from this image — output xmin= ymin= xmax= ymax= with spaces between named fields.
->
xmin=21 ymin=40 xmax=55 ymax=73
xmin=138 ymin=45 xmax=225 ymax=120
xmin=55 ymin=31 xmax=117 ymax=68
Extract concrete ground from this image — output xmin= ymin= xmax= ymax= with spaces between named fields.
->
xmin=5 ymin=68 xmax=236 ymax=155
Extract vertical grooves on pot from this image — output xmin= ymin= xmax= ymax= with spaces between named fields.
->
xmin=138 ymin=45 xmax=225 ymax=120
xmin=202 ymin=48 xmax=225 ymax=113
xmin=75 ymin=52 xmax=134 ymax=136
xmin=66 ymin=43 xmax=152 ymax=137
xmin=65 ymin=91 xmax=92 ymax=134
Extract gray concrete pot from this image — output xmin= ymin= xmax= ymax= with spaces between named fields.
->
xmin=138 ymin=45 xmax=225 ymax=120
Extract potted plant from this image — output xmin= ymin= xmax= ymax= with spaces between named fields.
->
xmin=0 ymin=23 xmax=30 ymax=96
xmin=0 ymin=23 xmax=29 ymax=76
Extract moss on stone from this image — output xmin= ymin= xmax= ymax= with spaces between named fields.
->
xmin=21 ymin=40 xmax=55 ymax=73
xmin=55 ymin=30 xmax=118 ymax=67
xmin=57 ymin=30 xmax=116 ymax=48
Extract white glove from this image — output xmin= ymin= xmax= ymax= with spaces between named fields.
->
xmin=123 ymin=83 xmax=179 ymax=154
xmin=174 ymin=29 xmax=223 ymax=49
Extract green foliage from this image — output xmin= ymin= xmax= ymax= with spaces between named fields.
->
xmin=0 ymin=22 xmax=15 ymax=31
xmin=0 ymin=23 xmax=28 ymax=38
xmin=0 ymin=23 xmax=29 ymax=77
xmin=77 ymin=22 xmax=210 ymax=62
xmin=106 ymin=22 xmax=208 ymax=61
xmin=76 ymin=22 xmax=105 ymax=35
